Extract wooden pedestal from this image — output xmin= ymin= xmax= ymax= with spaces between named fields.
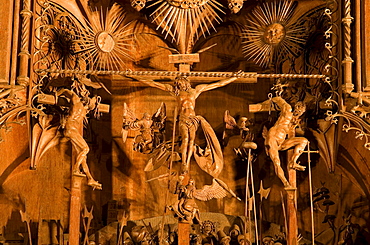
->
xmin=68 ymin=174 xmax=84 ymax=245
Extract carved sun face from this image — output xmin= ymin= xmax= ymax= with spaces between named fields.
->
xmin=264 ymin=23 xmax=286 ymax=45
xmin=242 ymin=0 xmax=307 ymax=67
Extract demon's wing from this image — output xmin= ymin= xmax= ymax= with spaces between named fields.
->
xmin=152 ymin=102 xmax=166 ymax=130
xmin=223 ymin=110 xmax=240 ymax=146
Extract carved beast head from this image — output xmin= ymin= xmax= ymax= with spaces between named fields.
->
xmin=228 ymin=0 xmax=244 ymax=14
xmin=131 ymin=0 xmax=146 ymax=11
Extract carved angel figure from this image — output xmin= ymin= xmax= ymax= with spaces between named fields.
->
xmin=122 ymin=102 xmax=166 ymax=154
xmin=168 ymin=175 xmax=240 ymax=224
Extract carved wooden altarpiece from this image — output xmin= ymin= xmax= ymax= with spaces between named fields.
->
xmin=2 ymin=0 xmax=370 ymax=244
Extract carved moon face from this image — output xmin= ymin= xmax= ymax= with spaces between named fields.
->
xmin=95 ymin=31 xmax=115 ymax=53
xmin=263 ymin=23 xmax=286 ymax=45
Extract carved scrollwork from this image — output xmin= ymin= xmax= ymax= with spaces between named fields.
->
xmin=325 ymin=110 xmax=370 ymax=151
xmin=0 ymin=86 xmax=29 ymax=142
xmin=34 ymin=0 xmax=134 ymax=74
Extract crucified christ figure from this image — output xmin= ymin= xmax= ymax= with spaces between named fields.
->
xmin=264 ymin=96 xmax=308 ymax=188
xmin=128 ymin=72 xmax=243 ymax=176
xmin=57 ymin=88 xmax=102 ymax=190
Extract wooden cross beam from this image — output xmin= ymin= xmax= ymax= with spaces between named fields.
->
xmin=35 ymin=69 xmax=326 ymax=83
xmin=37 ymin=94 xmax=110 ymax=114
xmin=302 ymin=149 xmax=319 ymax=154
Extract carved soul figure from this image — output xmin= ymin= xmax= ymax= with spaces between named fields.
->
xmin=128 ymin=73 xmax=242 ymax=176
xmin=263 ymin=96 xmax=308 ymax=188
xmin=56 ymin=88 xmax=102 ymax=190
xmin=122 ymin=102 xmax=166 ymax=154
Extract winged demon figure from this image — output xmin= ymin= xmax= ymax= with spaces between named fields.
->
xmin=223 ymin=110 xmax=256 ymax=158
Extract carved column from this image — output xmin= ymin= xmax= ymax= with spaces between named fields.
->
xmin=178 ymin=222 xmax=191 ymax=245
xmin=0 ymin=0 xmax=15 ymax=85
xmin=286 ymin=141 xmax=298 ymax=245
xmin=17 ymin=0 xmax=32 ymax=86
xmin=286 ymin=177 xmax=297 ymax=245
xmin=342 ymin=0 xmax=354 ymax=94
xmin=364 ymin=0 xmax=370 ymax=91
xmin=9 ymin=0 xmax=20 ymax=85
xmin=354 ymin=0 xmax=362 ymax=92
xmin=68 ymin=124 xmax=84 ymax=245
xmin=178 ymin=173 xmax=190 ymax=245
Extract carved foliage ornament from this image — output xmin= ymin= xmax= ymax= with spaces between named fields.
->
xmin=0 ymin=87 xmax=27 ymax=142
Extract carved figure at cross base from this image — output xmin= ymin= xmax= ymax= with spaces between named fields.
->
xmin=263 ymin=95 xmax=308 ymax=188
xmin=168 ymin=175 xmax=240 ymax=224
xmin=56 ymin=88 xmax=102 ymax=190
xmin=168 ymin=175 xmax=201 ymax=224
xmin=127 ymin=72 xmax=243 ymax=177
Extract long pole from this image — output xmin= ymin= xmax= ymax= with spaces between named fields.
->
xmin=280 ymin=192 xmax=288 ymax=238
xmin=159 ymin=107 xmax=178 ymax=245
xmin=244 ymin=150 xmax=252 ymax=239
xmin=68 ymin=175 xmax=83 ymax=245
xmin=249 ymin=150 xmax=259 ymax=245
xmin=307 ymin=142 xmax=315 ymax=245
xmin=68 ymin=121 xmax=84 ymax=245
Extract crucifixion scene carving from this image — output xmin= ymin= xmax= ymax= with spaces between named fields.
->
xmin=1 ymin=0 xmax=370 ymax=245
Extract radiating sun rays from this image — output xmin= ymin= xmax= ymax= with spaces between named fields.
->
xmin=74 ymin=4 xmax=135 ymax=71
xmin=242 ymin=0 xmax=307 ymax=68
xmin=147 ymin=0 xmax=225 ymax=53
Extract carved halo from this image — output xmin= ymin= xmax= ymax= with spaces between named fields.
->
xmin=147 ymin=0 xmax=225 ymax=53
